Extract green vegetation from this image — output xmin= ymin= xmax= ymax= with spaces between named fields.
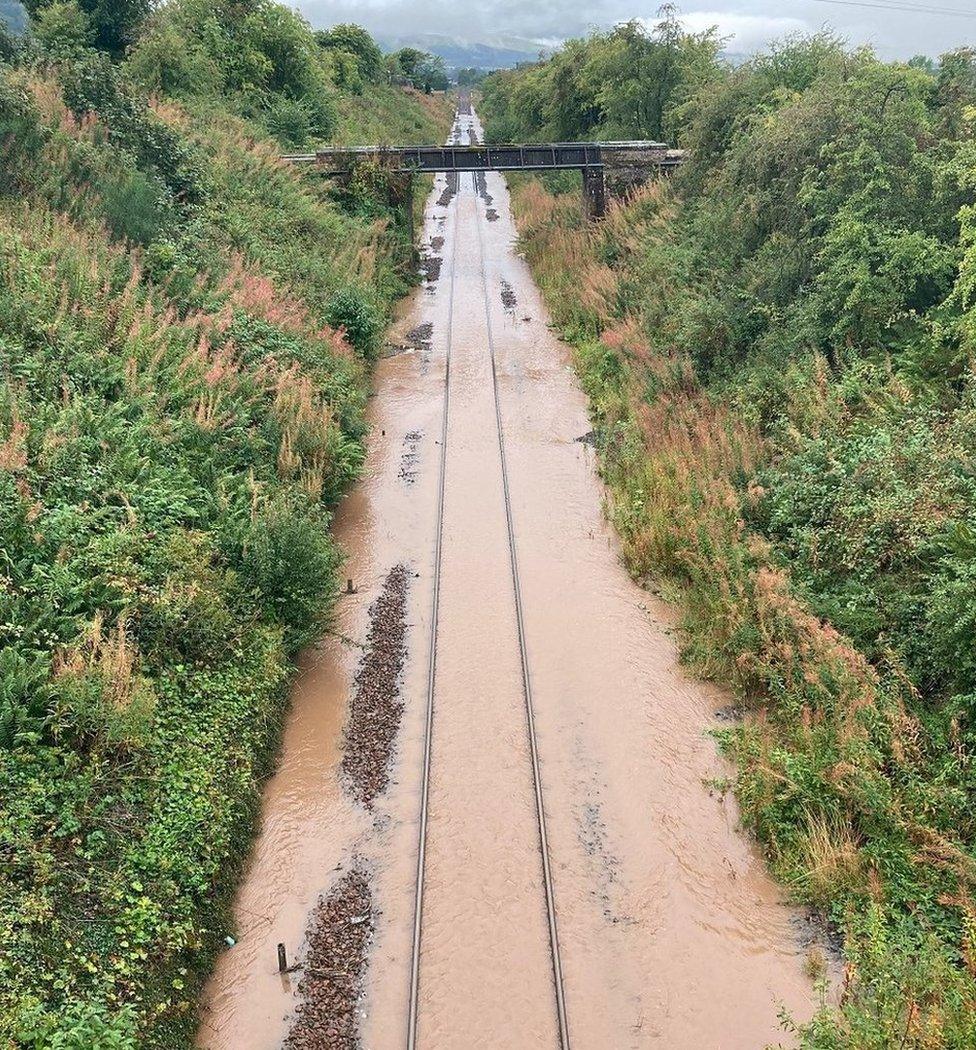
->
xmin=480 ymin=9 xmax=721 ymax=143
xmin=485 ymin=15 xmax=976 ymax=1048
xmin=0 ymin=4 xmax=451 ymax=1045
xmin=387 ymin=46 xmax=449 ymax=94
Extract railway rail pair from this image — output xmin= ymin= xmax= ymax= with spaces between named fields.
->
xmin=404 ymin=156 xmax=571 ymax=1048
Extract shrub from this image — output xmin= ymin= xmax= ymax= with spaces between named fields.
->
xmin=59 ymin=51 xmax=206 ymax=207
xmin=263 ymin=94 xmax=323 ymax=147
xmin=31 ymin=0 xmax=93 ymax=56
xmin=237 ymin=500 xmax=339 ymax=653
xmin=324 ymin=284 xmax=383 ymax=358
xmin=315 ymin=23 xmax=383 ymax=83
xmin=124 ymin=15 xmax=219 ymax=97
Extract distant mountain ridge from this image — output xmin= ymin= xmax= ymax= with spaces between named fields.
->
xmin=376 ymin=32 xmax=543 ymax=72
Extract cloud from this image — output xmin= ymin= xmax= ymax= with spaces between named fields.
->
xmin=296 ymin=0 xmax=976 ymax=60
xmin=672 ymin=11 xmax=810 ymax=52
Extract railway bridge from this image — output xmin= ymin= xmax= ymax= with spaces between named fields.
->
xmin=282 ymin=141 xmax=684 ymax=219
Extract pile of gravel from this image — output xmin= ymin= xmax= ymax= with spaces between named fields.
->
xmin=340 ymin=564 xmax=409 ymax=808
xmin=283 ymin=869 xmax=374 ymax=1050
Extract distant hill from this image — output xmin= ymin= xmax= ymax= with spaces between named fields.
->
xmin=376 ymin=32 xmax=543 ymax=73
xmin=0 ymin=0 xmax=27 ymax=34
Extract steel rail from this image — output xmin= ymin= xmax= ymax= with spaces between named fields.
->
xmin=405 ymin=161 xmax=459 ymax=1050
xmin=473 ymin=170 xmax=572 ymax=1049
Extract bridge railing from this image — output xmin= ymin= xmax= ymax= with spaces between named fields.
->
xmin=281 ymin=141 xmax=677 ymax=174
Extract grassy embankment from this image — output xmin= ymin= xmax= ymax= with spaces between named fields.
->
xmin=0 ymin=5 xmax=451 ymax=1044
xmin=485 ymin=24 xmax=976 ymax=1050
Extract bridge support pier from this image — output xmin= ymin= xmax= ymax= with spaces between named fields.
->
xmin=581 ymin=167 xmax=606 ymax=220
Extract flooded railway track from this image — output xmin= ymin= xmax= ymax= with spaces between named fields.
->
xmin=199 ymin=106 xmax=820 ymax=1050
xmin=406 ymin=136 xmax=570 ymax=1049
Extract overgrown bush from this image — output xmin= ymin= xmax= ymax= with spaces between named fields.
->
xmin=324 ymin=284 xmax=384 ymax=358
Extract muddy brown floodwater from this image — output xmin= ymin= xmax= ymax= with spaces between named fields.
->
xmin=198 ymin=108 xmax=817 ymax=1049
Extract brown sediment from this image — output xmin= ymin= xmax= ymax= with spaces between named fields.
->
xmin=282 ymin=868 xmax=373 ymax=1050
xmin=340 ymin=564 xmax=409 ymax=809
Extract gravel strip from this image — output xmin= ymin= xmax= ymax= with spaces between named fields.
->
xmin=399 ymin=430 xmax=422 ymax=484
xmin=437 ymin=172 xmax=458 ymax=208
xmin=283 ymin=869 xmax=374 ymax=1050
xmin=340 ymin=564 xmax=409 ymax=808
xmin=419 ymin=253 xmax=442 ymax=288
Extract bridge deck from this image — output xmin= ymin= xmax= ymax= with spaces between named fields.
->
xmin=282 ymin=141 xmax=680 ymax=174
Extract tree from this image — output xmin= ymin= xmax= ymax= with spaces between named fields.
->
xmin=31 ymin=0 xmax=93 ymax=55
xmin=457 ymin=67 xmax=486 ymax=87
xmin=389 ymin=47 xmax=447 ymax=93
xmin=416 ymin=53 xmax=447 ymax=93
xmin=23 ymin=0 xmax=151 ymax=56
xmin=315 ymin=23 xmax=382 ymax=82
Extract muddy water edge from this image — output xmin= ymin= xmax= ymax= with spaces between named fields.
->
xmin=198 ymin=107 xmax=819 ymax=1049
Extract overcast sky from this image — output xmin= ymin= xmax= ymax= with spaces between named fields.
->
xmin=297 ymin=1 xmax=976 ymax=60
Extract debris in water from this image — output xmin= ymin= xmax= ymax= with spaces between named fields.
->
xmin=714 ymin=704 xmax=745 ymax=723
xmin=406 ymin=322 xmax=433 ymax=360
xmin=382 ymin=322 xmax=433 ymax=361
xmin=419 ymin=253 xmax=442 ymax=288
xmin=399 ymin=430 xmax=422 ymax=484
xmin=340 ymin=565 xmax=409 ymax=808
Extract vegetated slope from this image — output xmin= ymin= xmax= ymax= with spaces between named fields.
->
xmin=0 ymin=4 xmax=451 ymax=1045
xmin=484 ymin=20 xmax=976 ymax=1050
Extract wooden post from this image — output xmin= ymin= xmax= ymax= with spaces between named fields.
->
xmin=581 ymin=167 xmax=606 ymax=221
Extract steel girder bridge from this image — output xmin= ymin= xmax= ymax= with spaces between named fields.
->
xmin=281 ymin=141 xmax=684 ymax=219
